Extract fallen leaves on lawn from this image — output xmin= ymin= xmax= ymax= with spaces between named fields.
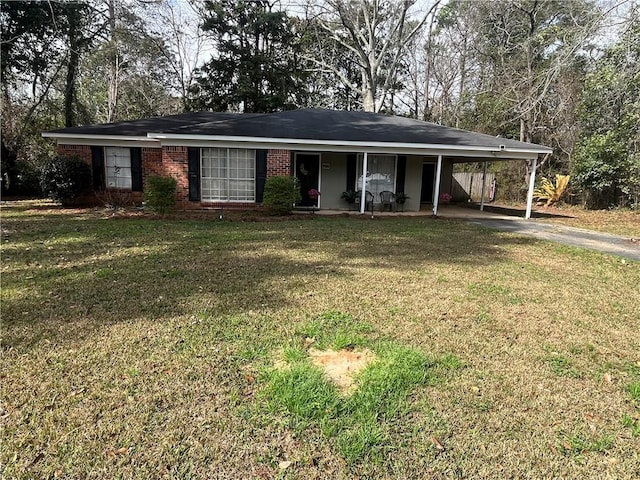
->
xmin=432 ymin=436 xmax=445 ymax=451
xmin=106 ymin=447 xmax=129 ymax=457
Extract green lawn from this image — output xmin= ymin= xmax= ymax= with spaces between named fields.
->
xmin=2 ymin=201 xmax=639 ymax=479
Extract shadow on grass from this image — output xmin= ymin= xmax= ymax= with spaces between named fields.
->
xmin=2 ymin=202 xmax=538 ymax=351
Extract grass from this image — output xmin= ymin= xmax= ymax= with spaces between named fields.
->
xmin=556 ymin=430 xmax=615 ymax=456
xmin=263 ymin=333 xmax=458 ymax=464
xmin=628 ymin=382 xmax=640 ymax=403
xmin=2 ymin=200 xmax=640 ymax=478
xmin=265 ymin=312 xmax=460 ymax=463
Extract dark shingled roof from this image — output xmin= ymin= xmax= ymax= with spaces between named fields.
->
xmin=45 ymin=112 xmax=264 ymax=136
xmin=44 ymin=108 xmax=550 ymax=152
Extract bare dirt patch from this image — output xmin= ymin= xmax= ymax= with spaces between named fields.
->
xmin=309 ymin=348 xmax=377 ymax=394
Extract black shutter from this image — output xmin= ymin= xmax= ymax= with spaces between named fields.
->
xmin=396 ymin=155 xmax=407 ymax=193
xmin=255 ymin=149 xmax=268 ymax=203
xmin=91 ymin=146 xmax=104 ymax=190
xmin=346 ymin=153 xmax=357 ymax=191
xmin=130 ymin=147 xmax=143 ymax=191
xmin=187 ymin=147 xmax=200 ymax=201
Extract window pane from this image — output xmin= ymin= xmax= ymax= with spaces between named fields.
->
xmin=105 ymin=147 xmax=132 ymax=190
xmin=356 ymin=155 xmax=396 ymax=200
xmin=200 ymin=148 xmax=255 ymax=201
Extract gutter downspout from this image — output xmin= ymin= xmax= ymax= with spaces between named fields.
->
xmin=525 ymin=156 xmax=538 ymax=220
xmin=432 ymin=154 xmax=443 ymax=216
xmin=360 ymin=152 xmax=368 ymax=214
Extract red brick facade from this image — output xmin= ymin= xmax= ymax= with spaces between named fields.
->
xmin=267 ymin=149 xmax=292 ymax=177
xmin=160 ymin=146 xmax=190 ymax=208
xmin=58 ymin=144 xmax=92 ymax=164
xmin=56 ymin=144 xmax=293 ymax=210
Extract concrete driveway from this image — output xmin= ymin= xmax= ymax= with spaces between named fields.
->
xmin=465 ymin=217 xmax=640 ymax=261
xmin=318 ymin=205 xmax=639 ymax=261
xmin=431 ymin=205 xmax=639 ymax=261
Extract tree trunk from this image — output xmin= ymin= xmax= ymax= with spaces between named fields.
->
xmin=107 ymin=0 xmax=119 ymax=122
xmin=64 ymin=4 xmax=81 ymax=127
xmin=362 ymin=69 xmax=375 ymax=112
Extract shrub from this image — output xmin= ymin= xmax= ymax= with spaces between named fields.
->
xmin=13 ymin=159 xmax=43 ymax=196
xmin=143 ymin=175 xmax=177 ymax=214
xmin=96 ymin=189 xmax=134 ymax=211
xmin=262 ymin=176 xmax=301 ymax=215
xmin=39 ymin=156 xmax=92 ymax=204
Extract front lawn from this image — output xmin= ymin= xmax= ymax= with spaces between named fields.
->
xmin=2 ymin=201 xmax=639 ymax=479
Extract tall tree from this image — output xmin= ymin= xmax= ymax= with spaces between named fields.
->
xmin=78 ymin=0 xmax=177 ymax=123
xmin=307 ymin=0 xmax=440 ymax=112
xmin=63 ymin=1 xmax=96 ymax=127
xmin=143 ymin=0 xmax=206 ymax=110
xmin=298 ymin=16 xmax=362 ymax=110
xmin=574 ymin=5 xmax=640 ymax=208
xmin=189 ymin=0 xmax=309 ymax=113
xmin=1 ymin=1 xmax=68 ymax=193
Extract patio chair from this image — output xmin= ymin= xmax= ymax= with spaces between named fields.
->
xmin=355 ymin=190 xmax=374 ymax=212
xmin=379 ymin=190 xmax=396 ymax=212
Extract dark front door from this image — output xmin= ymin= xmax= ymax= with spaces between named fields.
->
xmin=295 ymin=154 xmax=320 ymax=207
xmin=421 ymin=163 xmax=436 ymax=203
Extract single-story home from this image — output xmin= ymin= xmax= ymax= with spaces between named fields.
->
xmin=42 ymin=108 xmax=552 ymax=217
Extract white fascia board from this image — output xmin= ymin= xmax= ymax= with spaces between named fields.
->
xmin=42 ymin=133 xmax=159 ymax=148
xmin=148 ymin=133 xmax=549 ymax=159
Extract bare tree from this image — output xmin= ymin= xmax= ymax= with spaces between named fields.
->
xmin=143 ymin=0 xmax=206 ymax=110
xmin=306 ymin=0 xmax=440 ymax=112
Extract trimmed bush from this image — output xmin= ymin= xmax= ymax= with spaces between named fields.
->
xmin=143 ymin=175 xmax=177 ymax=214
xmin=262 ymin=176 xmax=301 ymax=215
xmin=39 ymin=156 xmax=92 ymax=204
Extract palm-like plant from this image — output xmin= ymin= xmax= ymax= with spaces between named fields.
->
xmin=534 ymin=174 xmax=571 ymax=206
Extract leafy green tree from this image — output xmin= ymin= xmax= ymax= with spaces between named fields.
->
xmin=189 ymin=0 xmax=309 ymax=113
xmin=413 ymin=0 xmax=602 ymax=201
xmin=574 ymin=8 xmax=640 ymax=208
xmin=1 ymin=1 xmax=68 ymax=195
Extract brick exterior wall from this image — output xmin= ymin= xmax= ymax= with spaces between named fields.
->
xmin=161 ymin=146 xmax=191 ymax=208
xmin=142 ymin=147 xmax=163 ymax=179
xmin=56 ymin=144 xmax=294 ymax=210
xmin=58 ymin=144 xmax=92 ymax=164
xmin=267 ymin=149 xmax=291 ymax=177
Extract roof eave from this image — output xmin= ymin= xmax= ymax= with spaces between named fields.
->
xmin=42 ymin=132 xmax=160 ymax=148
xmin=147 ymin=133 xmax=551 ymax=158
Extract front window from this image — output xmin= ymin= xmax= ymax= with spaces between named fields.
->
xmin=356 ymin=154 xmax=396 ymax=199
xmin=105 ymin=147 xmax=132 ymax=189
xmin=201 ymin=148 xmax=255 ymax=202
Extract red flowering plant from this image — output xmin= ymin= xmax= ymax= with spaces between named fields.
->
xmin=439 ymin=192 xmax=452 ymax=204
xmin=308 ymin=189 xmax=320 ymax=200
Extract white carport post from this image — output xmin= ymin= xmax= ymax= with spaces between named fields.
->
xmin=480 ymin=161 xmax=487 ymax=211
xmin=360 ymin=152 xmax=368 ymax=214
xmin=432 ymin=154 xmax=443 ymax=216
xmin=525 ymin=157 xmax=538 ymax=220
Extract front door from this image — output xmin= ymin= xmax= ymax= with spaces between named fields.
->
xmin=421 ymin=163 xmax=436 ymax=203
xmin=295 ymin=153 xmax=320 ymax=207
